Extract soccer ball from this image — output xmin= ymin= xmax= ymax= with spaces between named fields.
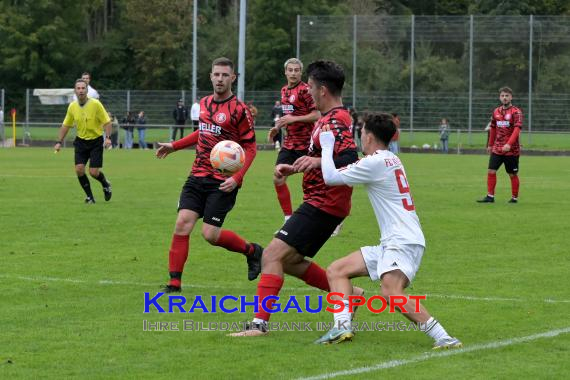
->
xmin=210 ymin=140 xmax=246 ymax=175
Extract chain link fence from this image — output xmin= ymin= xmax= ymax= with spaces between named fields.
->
xmin=298 ymin=15 xmax=570 ymax=142
xmin=3 ymin=15 xmax=570 ymax=150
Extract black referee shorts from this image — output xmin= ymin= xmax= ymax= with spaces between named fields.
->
xmin=275 ymin=203 xmax=344 ymax=258
xmin=178 ymin=176 xmax=238 ymax=227
xmin=74 ymin=136 xmax=104 ymax=167
xmin=488 ymin=153 xmax=520 ymax=174
xmin=275 ymin=148 xmax=307 ymax=166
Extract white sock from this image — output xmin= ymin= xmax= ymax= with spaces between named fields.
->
xmin=333 ymin=300 xmax=351 ymax=330
xmin=423 ymin=317 xmax=451 ymax=341
xmin=252 ymin=318 xmax=266 ymax=325
xmin=284 ymin=215 xmax=291 ymax=223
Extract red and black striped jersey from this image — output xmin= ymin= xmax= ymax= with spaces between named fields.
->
xmin=280 ymin=81 xmax=316 ymax=151
xmin=303 ymin=107 xmax=356 ymax=218
xmin=490 ymin=105 xmax=523 ymax=156
xmin=191 ymin=95 xmax=255 ymax=180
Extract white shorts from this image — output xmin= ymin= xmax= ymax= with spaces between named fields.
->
xmin=360 ymin=244 xmax=424 ymax=285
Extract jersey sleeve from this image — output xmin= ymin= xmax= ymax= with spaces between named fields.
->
xmin=96 ymin=101 xmax=111 ymax=124
xmin=338 ymin=155 xmax=385 ymax=186
xmin=300 ymin=86 xmax=316 ymax=112
xmin=238 ymin=106 xmax=256 ymax=144
xmin=513 ymin=108 xmax=523 ymax=128
xmin=62 ymin=104 xmax=75 ymax=127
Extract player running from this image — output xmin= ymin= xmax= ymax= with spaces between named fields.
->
xmin=155 ymin=57 xmax=263 ymax=292
xmin=314 ymin=113 xmax=462 ymax=349
xmin=477 ymin=87 xmax=523 ymax=204
xmin=268 ymin=58 xmax=320 ymax=225
xmin=230 ymin=60 xmax=362 ymax=337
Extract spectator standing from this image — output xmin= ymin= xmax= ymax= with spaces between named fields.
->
xmin=439 ymin=118 xmax=450 ymax=153
xmin=190 ymin=99 xmax=200 ymax=132
xmin=136 ymin=110 xmax=147 ymax=149
xmin=172 ymin=99 xmax=188 ymax=141
xmin=109 ymin=112 xmax=120 ymax=148
xmin=270 ymin=100 xmax=283 ymax=149
xmin=122 ymin=111 xmax=136 ymax=149
xmin=389 ymin=112 xmax=400 ymax=154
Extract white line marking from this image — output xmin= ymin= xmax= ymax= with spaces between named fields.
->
xmin=296 ymin=327 xmax=570 ymax=380
xmin=1 ymin=274 xmax=569 ymax=304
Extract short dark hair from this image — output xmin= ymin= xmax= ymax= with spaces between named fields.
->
xmin=212 ymin=57 xmax=234 ymax=71
xmin=81 ymin=72 xmax=91 ymax=78
xmin=499 ymin=86 xmax=513 ymax=95
xmin=75 ymin=78 xmax=87 ymax=86
xmin=306 ymin=60 xmax=345 ymax=96
xmin=363 ymin=112 xmax=396 ymax=146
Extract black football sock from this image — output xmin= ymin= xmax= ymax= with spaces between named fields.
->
xmin=94 ymin=172 xmax=110 ymax=187
xmin=78 ymin=175 xmax=94 ymax=199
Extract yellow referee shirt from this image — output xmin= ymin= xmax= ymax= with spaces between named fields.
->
xmin=63 ymin=98 xmax=111 ymax=140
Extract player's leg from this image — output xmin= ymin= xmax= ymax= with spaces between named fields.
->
xmin=273 ymin=149 xmax=295 ymax=222
xmin=87 ymin=138 xmax=112 ymax=201
xmin=74 ymin=139 xmax=95 ymax=203
xmin=477 ymin=153 xmax=500 ymax=202
xmin=163 ymin=208 xmax=200 ymax=292
xmin=278 ymin=203 xmax=344 ymax=291
xmin=163 ymin=176 xmax=205 ymax=291
xmin=314 ymin=251 xmax=369 ymax=345
xmin=505 ymin=156 xmax=520 ymax=203
xmin=228 ymin=238 xmax=294 ymax=337
xmin=379 ymin=245 xmax=461 ymax=349
xmin=201 ymin=178 xmax=263 ymax=281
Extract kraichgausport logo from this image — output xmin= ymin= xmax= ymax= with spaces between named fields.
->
xmin=144 ymin=292 xmax=426 ymax=314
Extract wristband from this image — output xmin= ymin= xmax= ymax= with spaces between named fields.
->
xmin=56 ymin=141 xmax=63 ymax=144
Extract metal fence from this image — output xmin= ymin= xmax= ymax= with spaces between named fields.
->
xmin=3 ymin=15 xmax=570 ymax=147
xmin=297 ymin=15 xmax=570 ymax=142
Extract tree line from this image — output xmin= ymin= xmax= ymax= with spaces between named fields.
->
xmin=1 ymin=0 xmax=569 ymax=112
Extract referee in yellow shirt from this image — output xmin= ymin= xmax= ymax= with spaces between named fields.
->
xmin=54 ymin=79 xmax=113 ymax=203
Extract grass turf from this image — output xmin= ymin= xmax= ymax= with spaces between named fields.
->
xmin=1 ymin=148 xmax=569 ymax=379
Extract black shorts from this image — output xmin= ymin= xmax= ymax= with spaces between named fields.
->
xmin=178 ymin=176 xmax=238 ymax=227
xmin=276 ymin=148 xmax=307 ymax=166
xmin=275 ymin=203 xmax=344 ymax=258
xmin=74 ymin=136 xmax=104 ymax=167
xmin=488 ymin=153 xmax=520 ymax=174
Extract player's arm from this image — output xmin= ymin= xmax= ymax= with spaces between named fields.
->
xmin=156 ymin=129 xmax=200 ymax=159
xmin=219 ymin=107 xmax=257 ymax=192
xmin=319 ymin=130 xmax=346 ymax=185
xmin=275 ymin=110 xmax=320 ymax=129
xmin=504 ymin=110 xmax=523 ymax=151
xmin=103 ymin=121 xmax=112 ymax=148
xmin=55 ymin=106 xmax=75 ymax=151
xmin=54 ymin=125 xmax=71 ymax=151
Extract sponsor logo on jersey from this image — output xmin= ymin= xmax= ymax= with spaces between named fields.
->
xmin=497 ymin=120 xmax=510 ymax=127
xmin=199 ymin=122 xmax=222 ymax=135
xmin=282 ymin=104 xmax=294 ymax=114
xmin=216 ymin=113 xmax=227 ymax=123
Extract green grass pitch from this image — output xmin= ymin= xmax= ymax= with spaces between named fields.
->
xmin=1 ymin=148 xmax=569 ymax=379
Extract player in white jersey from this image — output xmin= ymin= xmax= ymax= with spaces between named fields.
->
xmin=314 ymin=112 xmax=462 ymax=349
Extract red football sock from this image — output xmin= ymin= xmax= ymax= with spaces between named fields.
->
xmin=275 ymin=183 xmax=293 ymax=216
xmin=510 ymin=175 xmax=520 ymax=198
xmin=168 ymin=234 xmax=189 ymax=287
xmin=301 ymin=262 xmax=330 ymax=291
xmin=254 ymin=274 xmax=284 ymax=321
xmin=487 ymin=172 xmax=497 ymax=196
xmin=215 ymin=229 xmax=250 ymax=255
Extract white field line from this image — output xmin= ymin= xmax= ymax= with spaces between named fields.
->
xmin=1 ymin=274 xmax=569 ymax=304
xmin=296 ymin=327 xmax=570 ymax=380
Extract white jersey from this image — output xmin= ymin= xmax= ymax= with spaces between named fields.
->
xmin=338 ymin=150 xmax=425 ymax=248
xmin=190 ymin=102 xmax=200 ymax=121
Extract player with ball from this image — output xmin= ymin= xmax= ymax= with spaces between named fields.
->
xmin=155 ymin=57 xmax=263 ymax=292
